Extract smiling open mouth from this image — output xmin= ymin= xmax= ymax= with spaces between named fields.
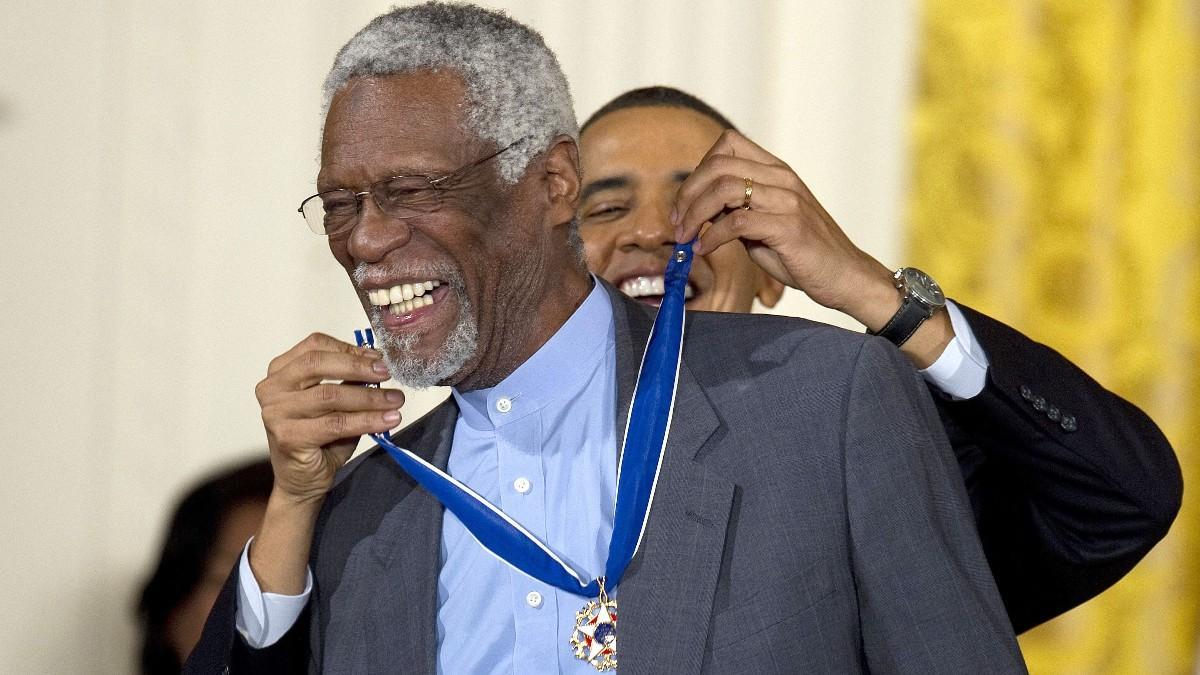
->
xmin=619 ymin=275 xmax=696 ymax=304
xmin=367 ymin=279 xmax=443 ymax=316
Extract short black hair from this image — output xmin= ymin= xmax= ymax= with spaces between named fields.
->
xmin=580 ymin=86 xmax=738 ymax=135
xmin=135 ymin=458 xmax=273 ymax=674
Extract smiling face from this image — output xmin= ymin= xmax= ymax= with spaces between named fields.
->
xmin=320 ymin=71 xmax=587 ymax=390
xmin=579 ymin=106 xmax=781 ymax=313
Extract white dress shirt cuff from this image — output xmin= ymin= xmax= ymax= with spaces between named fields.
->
xmin=918 ymin=301 xmax=990 ymax=400
xmin=235 ymin=537 xmax=312 ymax=649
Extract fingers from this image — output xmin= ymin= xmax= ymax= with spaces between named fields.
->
xmin=696 ymin=128 xmax=785 ymax=170
xmin=673 ymin=132 xmax=805 ymax=243
xmin=680 ymin=178 xmax=807 ymax=252
xmin=258 ymin=339 xmax=390 ymax=405
xmin=695 ymin=209 xmax=795 ymax=258
xmin=673 ymin=156 xmax=782 ymax=243
xmin=256 ymin=332 xmax=400 ymax=443
xmin=296 ymin=382 xmax=405 ymax=417
xmin=256 ymin=333 xmax=403 ymax=503
xmin=261 ymin=383 xmax=402 ymax=452
xmin=266 ymin=408 xmax=401 ymax=451
xmin=266 ymin=332 xmax=372 ymax=376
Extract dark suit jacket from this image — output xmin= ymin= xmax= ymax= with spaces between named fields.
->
xmin=936 ymin=304 xmax=1180 ymax=632
xmin=191 ymin=287 xmax=1032 ymax=673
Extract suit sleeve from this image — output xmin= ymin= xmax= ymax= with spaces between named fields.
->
xmin=845 ymin=337 xmax=1027 ymax=674
xmin=183 ymin=562 xmax=312 ymax=674
xmin=936 ymin=303 xmax=1182 ymax=632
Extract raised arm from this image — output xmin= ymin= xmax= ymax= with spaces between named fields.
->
xmin=935 ymin=304 xmax=1181 ymax=631
xmin=185 ymin=333 xmax=403 ymax=671
xmin=672 ymin=129 xmax=1181 ymax=630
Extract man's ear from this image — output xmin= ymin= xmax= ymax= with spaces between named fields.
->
xmin=542 ymin=134 xmax=581 ymax=227
xmin=755 ymin=267 xmax=785 ymax=308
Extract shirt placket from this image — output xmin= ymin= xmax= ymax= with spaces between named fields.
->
xmin=494 ymin=402 xmax=559 ymax=669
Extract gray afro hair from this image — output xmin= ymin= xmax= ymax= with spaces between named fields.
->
xmin=323 ymin=2 xmax=578 ymax=183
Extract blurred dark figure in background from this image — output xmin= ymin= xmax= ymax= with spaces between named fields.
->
xmin=135 ymin=458 xmax=272 ymax=673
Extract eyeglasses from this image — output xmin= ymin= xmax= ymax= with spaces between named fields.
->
xmin=298 ymin=138 xmax=525 ymax=237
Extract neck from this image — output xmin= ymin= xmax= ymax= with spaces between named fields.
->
xmin=451 ymin=268 xmax=592 ymax=392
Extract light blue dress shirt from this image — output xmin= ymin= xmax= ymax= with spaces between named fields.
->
xmin=438 ymin=280 xmax=618 ymax=673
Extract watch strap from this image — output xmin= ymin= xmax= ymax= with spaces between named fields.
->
xmin=871 ymin=295 xmax=930 ymax=347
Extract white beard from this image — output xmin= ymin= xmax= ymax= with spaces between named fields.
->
xmin=356 ymin=263 xmax=479 ymax=389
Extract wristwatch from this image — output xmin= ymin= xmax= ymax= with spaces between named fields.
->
xmin=870 ymin=267 xmax=946 ymax=347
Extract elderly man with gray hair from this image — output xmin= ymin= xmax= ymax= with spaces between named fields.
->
xmin=187 ymin=3 xmax=1026 ymax=673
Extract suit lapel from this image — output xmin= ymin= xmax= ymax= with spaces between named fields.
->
xmin=606 ymin=284 xmax=736 ymax=673
xmin=323 ymin=403 xmax=455 ymax=674
xmin=383 ymin=404 xmax=455 ymax=673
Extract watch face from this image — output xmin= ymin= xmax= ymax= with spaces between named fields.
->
xmin=902 ymin=268 xmax=946 ymax=307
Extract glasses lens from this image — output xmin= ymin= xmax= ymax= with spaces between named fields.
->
xmin=374 ymin=176 xmax=441 ymax=217
xmin=301 ymin=190 xmax=357 ymax=236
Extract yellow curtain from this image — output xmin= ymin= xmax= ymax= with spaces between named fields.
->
xmin=909 ymin=1 xmax=1199 ymax=673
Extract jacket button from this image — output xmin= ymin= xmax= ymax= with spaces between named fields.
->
xmin=1061 ymin=415 xmax=1078 ymax=432
xmin=1047 ymin=406 xmax=1060 ymax=421
xmin=1033 ymin=396 xmax=1047 ymax=412
xmin=1020 ymin=385 xmax=1033 ymax=400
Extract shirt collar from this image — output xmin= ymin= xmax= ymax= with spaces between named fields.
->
xmin=452 ymin=277 xmax=613 ymax=430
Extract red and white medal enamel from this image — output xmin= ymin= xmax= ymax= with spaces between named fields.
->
xmin=570 ymin=578 xmax=618 ymax=671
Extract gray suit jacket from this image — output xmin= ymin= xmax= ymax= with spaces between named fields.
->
xmin=233 ymin=284 xmax=1027 ymax=673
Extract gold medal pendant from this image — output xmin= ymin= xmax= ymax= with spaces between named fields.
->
xmin=570 ymin=578 xmax=618 ymax=671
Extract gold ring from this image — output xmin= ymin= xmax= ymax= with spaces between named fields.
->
xmin=741 ymin=176 xmax=754 ymax=210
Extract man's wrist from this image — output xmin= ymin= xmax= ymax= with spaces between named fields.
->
xmin=846 ymin=262 xmax=956 ymax=369
xmin=844 ymin=261 xmax=906 ymax=332
xmin=899 ymin=309 xmax=955 ymax=369
xmin=249 ymin=490 xmax=323 ymax=595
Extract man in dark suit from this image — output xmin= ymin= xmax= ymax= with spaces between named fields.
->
xmin=188 ymin=3 xmax=1027 ymax=673
xmin=576 ymin=86 xmax=1182 ymax=632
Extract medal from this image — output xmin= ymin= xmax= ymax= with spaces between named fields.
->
xmin=570 ymin=577 xmax=618 ymax=671
xmin=357 ymin=243 xmax=693 ymax=671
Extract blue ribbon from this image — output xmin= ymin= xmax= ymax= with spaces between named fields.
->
xmin=362 ymin=242 xmax=693 ymax=598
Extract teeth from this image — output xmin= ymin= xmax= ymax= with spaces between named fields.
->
xmin=620 ymin=275 xmax=695 ymax=300
xmin=367 ymin=279 xmax=442 ymax=307
xmin=378 ymin=279 xmax=443 ymax=317
xmin=622 ymin=275 xmax=664 ymax=298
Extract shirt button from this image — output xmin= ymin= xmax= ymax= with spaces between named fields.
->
xmin=495 ymin=397 xmax=512 ymax=413
xmin=1047 ymin=406 xmax=1061 ymax=421
xmin=1061 ymin=415 xmax=1078 ymax=432
xmin=1032 ymin=396 xmax=1047 ymax=412
xmin=526 ymin=591 xmax=543 ymax=608
xmin=1019 ymin=385 xmax=1033 ymax=400
xmin=513 ymin=477 xmax=532 ymax=494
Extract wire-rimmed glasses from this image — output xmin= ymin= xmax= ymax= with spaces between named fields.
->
xmin=298 ymin=137 xmax=526 ymax=236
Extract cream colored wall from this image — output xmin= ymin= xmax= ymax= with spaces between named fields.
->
xmin=0 ymin=1 xmax=914 ymax=672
